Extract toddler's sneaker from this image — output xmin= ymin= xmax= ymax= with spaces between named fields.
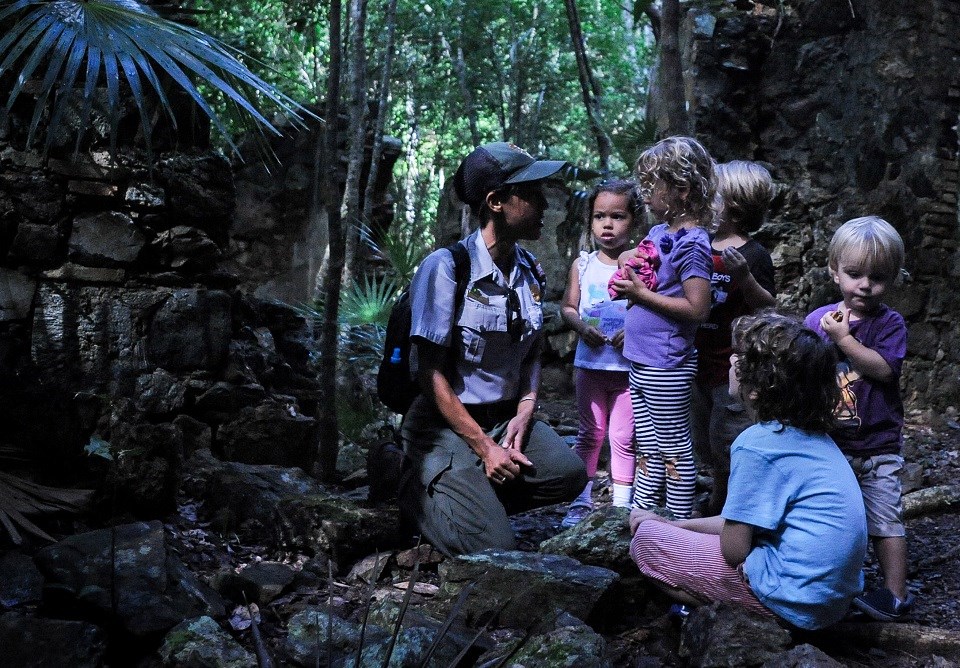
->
xmin=852 ymin=587 xmax=915 ymax=622
xmin=560 ymin=501 xmax=593 ymax=528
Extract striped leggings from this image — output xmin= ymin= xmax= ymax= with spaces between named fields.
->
xmin=629 ymin=357 xmax=698 ymax=518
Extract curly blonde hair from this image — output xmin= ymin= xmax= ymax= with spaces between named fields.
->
xmin=635 ymin=136 xmax=717 ymax=227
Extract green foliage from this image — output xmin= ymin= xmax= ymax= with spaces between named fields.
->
xmin=83 ymin=435 xmax=114 ymax=461
xmin=340 ymin=274 xmax=397 ymax=328
xmin=0 ymin=0 xmax=312 ymax=160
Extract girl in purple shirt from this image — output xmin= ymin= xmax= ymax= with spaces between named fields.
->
xmin=610 ymin=137 xmax=715 ymax=518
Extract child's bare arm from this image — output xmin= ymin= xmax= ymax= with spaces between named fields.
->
xmin=560 ymin=260 xmax=606 ymax=347
xmin=721 ymin=247 xmax=776 ymax=309
xmin=820 ymin=309 xmax=895 ymax=382
xmin=720 ymin=520 xmax=753 ymax=568
xmin=611 ymin=268 xmax=710 ymax=323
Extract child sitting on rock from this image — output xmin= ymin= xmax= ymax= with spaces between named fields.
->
xmin=629 ymin=311 xmax=868 ymax=630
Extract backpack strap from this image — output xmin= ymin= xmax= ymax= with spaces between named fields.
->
xmin=517 ymin=245 xmax=547 ymax=294
xmin=446 ymin=242 xmax=471 ymax=302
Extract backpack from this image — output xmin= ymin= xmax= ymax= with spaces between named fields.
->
xmin=377 ymin=242 xmax=471 ymax=414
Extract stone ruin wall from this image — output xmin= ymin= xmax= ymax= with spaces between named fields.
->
xmin=0 ymin=107 xmax=398 ymax=507
xmin=681 ymin=0 xmax=960 ymax=413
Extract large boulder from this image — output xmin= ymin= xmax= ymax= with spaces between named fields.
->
xmin=434 ymin=550 xmax=620 ymax=630
xmin=68 ymin=211 xmax=146 ymax=266
xmin=182 ymin=449 xmax=327 ymax=541
xmin=679 ymin=602 xmax=792 ymax=667
xmin=217 ymin=398 xmax=318 ymax=470
xmin=275 ymin=493 xmax=403 ymax=564
xmin=539 ymin=505 xmax=635 ymax=574
xmin=34 ymin=521 xmax=225 ymax=637
xmin=284 ymin=608 xmax=388 ymax=667
xmin=0 ymin=551 xmax=44 ymax=609
xmin=0 ymin=613 xmax=106 ymax=668
xmin=500 ymin=621 xmax=610 ymax=668
xmin=159 ymin=616 xmax=256 ymax=668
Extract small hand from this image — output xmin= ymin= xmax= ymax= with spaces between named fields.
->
xmin=721 ymin=247 xmax=749 ymax=282
xmin=820 ymin=306 xmax=850 ymax=343
xmin=629 ymin=507 xmax=667 ymax=534
xmin=610 ymin=265 xmax=649 ymax=307
xmin=609 ymin=328 xmax=625 ymax=350
xmin=580 ymin=324 xmax=607 ymax=348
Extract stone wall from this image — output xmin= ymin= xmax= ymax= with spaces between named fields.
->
xmin=0 ymin=143 xmax=327 ymax=506
xmin=681 ymin=0 xmax=960 ymax=411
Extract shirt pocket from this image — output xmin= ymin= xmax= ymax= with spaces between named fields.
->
xmin=458 ymin=298 xmax=501 ymax=363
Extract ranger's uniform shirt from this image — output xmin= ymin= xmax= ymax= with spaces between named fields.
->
xmin=410 ymin=230 xmax=544 ymax=405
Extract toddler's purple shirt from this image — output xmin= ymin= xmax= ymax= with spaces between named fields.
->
xmin=805 ymin=303 xmax=907 ymax=456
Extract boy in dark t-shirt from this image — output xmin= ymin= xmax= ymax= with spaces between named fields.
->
xmin=806 ymin=215 xmax=911 ymax=622
xmin=692 ymin=161 xmax=777 ymax=514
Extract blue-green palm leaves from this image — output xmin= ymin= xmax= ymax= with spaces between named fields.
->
xmin=0 ymin=0 xmax=312 ymax=159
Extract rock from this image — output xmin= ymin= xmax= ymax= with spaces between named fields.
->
xmin=337 ymin=440 xmax=367 ymax=477
xmin=159 ymin=615 xmax=256 ymax=667
xmin=145 ymin=289 xmax=232 ymax=373
xmin=275 ymin=494 xmax=402 ymax=564
xmin=182 ymin=449 xmax=328 ymax=541
xmin=762 ymin=643 xmax=843 ymax=667
xmin=10 ymin=221 xmax=62 ymax=262
xmin=395 ymin=545 xmax=445 ymax=570
xmin=195 ymin=382 xmax=267 ymax=414
xmin=679 ymin=603 xmax=791 ymax=667
xmin=901 ymin=461 xmax=925 ymax=494
xmin=0 ymin=551 xmax=43 ymax=608
xmin=346 ymin=552 xmax=391 ymax=584
xmin=34 ymin=521 xmax=225 ymax=636
xmin=342 ymin=626 xmax=461 ymax=668
xmin=125 ymin=183 xmax=166 ymax=208
xmin=0 ymin=613 xmax=106 ymax=668
xmin=539 ymin=505 xmax=635 ymax=574
xmin=136 ymin=368 xmax=187 ymax=416
xmin=151 ymin=226 xmax=223 ymax=270
xmin=218 ymin=398 xmax=318 ymax=470
xmin=435 ymin=550 xmax=620 ymax=630
xmin=0 ymin=268 xmax=36 ymax=321
xmin=284 ymin=607 xmax=387 ymax=667
xmin=212 ymin=561 xmax=296 ymax=605
xmin=501 ymin=622 xmax=611 ymax=667
xmin=42 ymin=263 xmax=127 ymax=282
xmin=174 ymin=414 xmax=213 ymax=456
xmin=69 ymin=211 xmax=146 ymax=265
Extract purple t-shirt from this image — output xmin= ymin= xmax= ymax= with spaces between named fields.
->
xmin=805 ymin=303 xmax=906 ymax=456
xmin=623 ymin=224 xmax=711 ymax=368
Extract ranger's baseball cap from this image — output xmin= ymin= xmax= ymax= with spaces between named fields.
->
xmin=454 ymin=142 xmax=567 ymax=207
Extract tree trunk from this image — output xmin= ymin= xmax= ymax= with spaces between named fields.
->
xmin=564 ymin=0 xmax=612 ymax=172
xmin=653 ymin=0 xmax=689 ymax=137
xmin=317 ymin=0 xmax=344 ymax=482
xmin=341 ymin=0 xmax=369 ymax=286
xmin=441 ymin=29 xmax=479 ymax=148
xmin=361 ymin=0 xmax=398 ymax=228
xmin=903 ymin=484 xmax=960 ymax=519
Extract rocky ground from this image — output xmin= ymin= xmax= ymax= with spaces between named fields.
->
xmin=148 ymin=396 xmax=960 ymax=667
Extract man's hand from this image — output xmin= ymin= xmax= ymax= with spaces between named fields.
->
xmin=482 ymin=439 xmax=532 ymax=484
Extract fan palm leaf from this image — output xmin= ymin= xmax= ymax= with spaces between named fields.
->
xmin=0 ymin=0 xmax=313 ymax=160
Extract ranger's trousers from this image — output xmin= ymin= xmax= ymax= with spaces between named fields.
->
xmin=399 ymin=396 xmax=586 ymax=557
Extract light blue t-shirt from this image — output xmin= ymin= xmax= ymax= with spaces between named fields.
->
xmin=722 ymin=422 xmax=868 ymax=630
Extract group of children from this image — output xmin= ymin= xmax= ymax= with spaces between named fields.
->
xmin=560 ymin=136 xmax=912 ymax=627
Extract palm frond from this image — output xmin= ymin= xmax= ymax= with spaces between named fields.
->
xmin=0 ymin=0 xmax=315 ymax=161
xmin=360 ymin=223 xmax=433 ymax=285
xmin=0 ymin=471 xmax=92 ymax=544
xmin=340 ymin=274 xmax=398 ymax=328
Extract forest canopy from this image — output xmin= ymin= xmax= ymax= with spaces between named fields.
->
xmin=188 ymin=0 xmax=657 ymax=224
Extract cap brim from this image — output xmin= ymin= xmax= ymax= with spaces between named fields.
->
xmin=503 ymin=159 xmax=567 ymax=185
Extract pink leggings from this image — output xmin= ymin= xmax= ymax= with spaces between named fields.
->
xmin=574 ymin=368 xmax=635 ymax=484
